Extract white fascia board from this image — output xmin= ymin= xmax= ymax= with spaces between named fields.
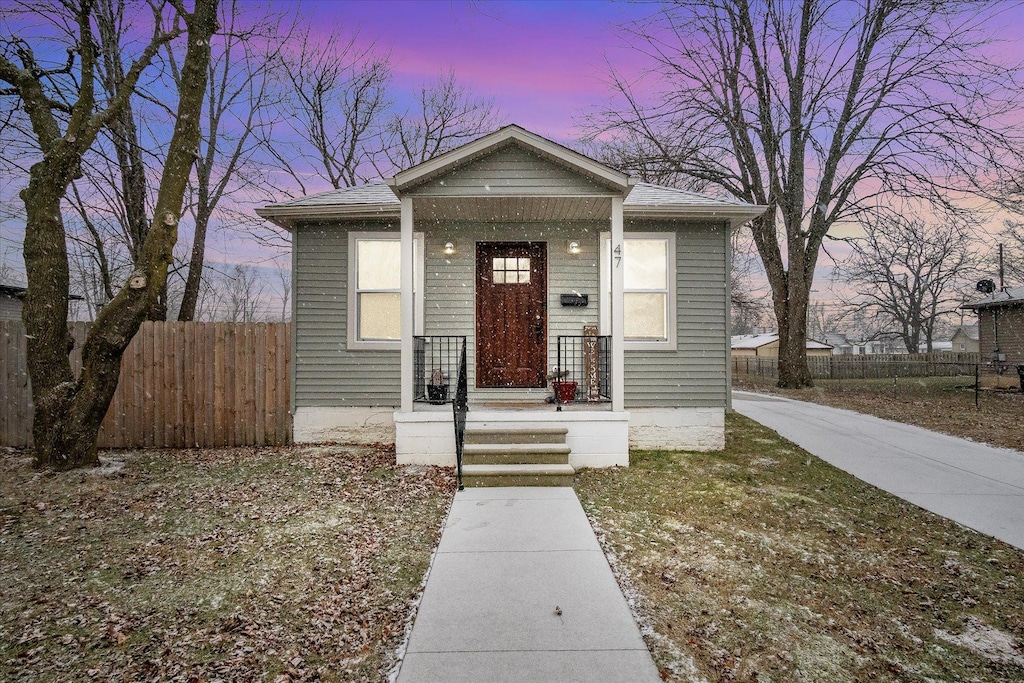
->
xmin=255 ymin=204 xmax=401 ymax=231
xmin=388 ymin=125 xmax=632 ymax=193
xmin=624 ymin=204 xmax=769 ymax=224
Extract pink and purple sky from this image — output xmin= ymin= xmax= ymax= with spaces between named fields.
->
xmin=3 ymin=0 xmax=1023 ymax=319
xmin=288 ymin=0 xmax=651 ymax=141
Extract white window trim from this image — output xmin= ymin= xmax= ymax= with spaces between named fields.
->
xmin=347 ymin=231 xmax=424 ymax=350
xmin=600 ymin=231 xmax=677 ymax=351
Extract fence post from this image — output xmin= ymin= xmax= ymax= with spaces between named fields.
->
xmin=975 ymin=363 xmax=980 ymax=409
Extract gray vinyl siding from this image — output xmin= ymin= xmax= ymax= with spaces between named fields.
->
xmin=293 ymin=216 xmax=730 ymax=409
xmin=424 ymin=222 xmax=602 ymax=391
xmin=405 ymin=146 xmax=612 ymax=197
xmin=293 ymin=220 xmax=401 ymax=407
xmin=624 ymin=220 xmax=729 ymax=409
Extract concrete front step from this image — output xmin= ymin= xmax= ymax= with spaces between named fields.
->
xmin=464 ymin=427 xmax=568 ymax=445
xmin=463 ymin=443 xmax=571 ymax=466
xmin=461 ymin=463 xmax=576 ymax=487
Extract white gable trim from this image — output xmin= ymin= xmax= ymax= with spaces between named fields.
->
xmin=387 ymin=125 xmax=635 ymax=194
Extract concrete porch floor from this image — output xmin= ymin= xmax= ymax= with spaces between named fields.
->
xmin=395 ymin=487 xmax=660 ymax=682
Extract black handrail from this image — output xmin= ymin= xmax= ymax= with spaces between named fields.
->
xmin=452 ymin=337 xmax=468 ymax=491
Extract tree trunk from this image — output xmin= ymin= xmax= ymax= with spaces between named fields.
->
xmin=773 ymin=276 xmax=813 ymax=388
xmin=177 ymin=205 xmax=210 ymax=321
xmin=22 ymin=163 xmax=91 ymax=466
xmin=23 ymin=0 xmax=218 ymax=469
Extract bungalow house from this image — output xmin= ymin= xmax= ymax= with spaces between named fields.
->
xmin=963 ymin=286 xmax=1024 ymax=367
xmin=257 ymin=125 xmax=766 ymax=481
xmin=730 ymin=333 xmax=833 ymax=359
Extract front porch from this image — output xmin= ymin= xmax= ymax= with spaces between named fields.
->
xmin=263 ymin=125 xmax=765 ymax=470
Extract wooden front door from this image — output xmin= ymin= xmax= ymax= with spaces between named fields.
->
xmin=476 ymin=242 xmax=547 ymax=388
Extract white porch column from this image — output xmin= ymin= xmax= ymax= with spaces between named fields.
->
xmin=400 ymin=197 xmax=414 ymax=413
xmin=611 ymin=196 xmax=625 ymax=411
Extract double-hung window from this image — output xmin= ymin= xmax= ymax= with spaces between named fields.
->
xmin=348 ymin=232 xmax=423 ymax=349
xmin=601 ymin=232 xmax=676 ymax=349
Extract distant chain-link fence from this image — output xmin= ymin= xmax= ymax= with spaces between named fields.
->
xmin=733 ymin=354 xmax=1023 ymax=406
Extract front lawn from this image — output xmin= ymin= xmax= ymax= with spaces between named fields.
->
xmin=576 ymin=413 xmax=1024 ymax=682
xmin=0 ymin=444 xmax=454 ymax=682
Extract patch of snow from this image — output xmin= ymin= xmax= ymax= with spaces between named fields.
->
xmin=934 ymin=617 xmax=1024 ymax=666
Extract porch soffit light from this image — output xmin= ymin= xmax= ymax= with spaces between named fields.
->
xmin=443 ymin=241 xmax=457 ymax=255
xmin=567 ymin=240 xmax=581 ymax=255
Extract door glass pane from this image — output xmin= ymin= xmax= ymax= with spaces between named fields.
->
xmin=359 ymin=293 xmax=401 ymax=339
xmin=624 ymin=239 xmax=667 ymax=289
xmin=492 ymin=270 xmax=506 ymax=284
xmin=624 ymin=292 xmax=667 ymax=340
xmin=517 ymin=257 xmax=531 ymax=271
xmin=358 ymin=240 xmax=401 ymax=289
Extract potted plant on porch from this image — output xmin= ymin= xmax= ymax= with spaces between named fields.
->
xmin=546 ymin=368 xmax=577 ymax=404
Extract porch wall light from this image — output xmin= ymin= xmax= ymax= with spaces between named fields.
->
xmin=567 ymin=240 xmax=582 ymax=255
xmin=443 ymin=241 xmax=457 ymax=255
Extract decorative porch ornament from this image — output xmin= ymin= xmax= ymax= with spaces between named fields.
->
xmin=428 ymin=368 xmax=448 ymax=404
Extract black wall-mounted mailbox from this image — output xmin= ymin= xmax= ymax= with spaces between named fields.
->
xmin=560 ymin=293 xmax=589 ymax=307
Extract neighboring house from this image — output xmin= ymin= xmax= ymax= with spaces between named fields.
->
xmin=731 ymin=333 xmax=833 ymax=359
xmin=258 ymin=125 xmax=767 ymax=471
xmin=963 ymin=286 xmax=1024 ymax=366
xmin=822 ymin=332 xmax=856 ymax=355
xmin=950 ymin=324 xmax=980 ymax=353
xmin=0 ymin=284 xmax=23 ymax=321
xmin=0 ymin=284 xmax=85 ymax=321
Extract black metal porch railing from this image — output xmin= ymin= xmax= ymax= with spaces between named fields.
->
xmin=413 ymin=336 xmax=467 ymax=404
xmin=453 ymin=338 xmax=467 ymax=491
xmin=555 ymin=334 xmax=611 ymax=406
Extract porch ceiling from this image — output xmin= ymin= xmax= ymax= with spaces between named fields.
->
xmin=413 ymin=195 xmax=613 ymax=223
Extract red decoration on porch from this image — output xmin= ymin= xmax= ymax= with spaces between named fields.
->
xmin=553 ymin=381 xmax=578 ymax=403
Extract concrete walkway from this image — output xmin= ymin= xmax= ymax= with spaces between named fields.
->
xmin=733 ymin=390 xmax=1024 ymax=550
xmin=396 ymin=487 xmax=660 ymax=682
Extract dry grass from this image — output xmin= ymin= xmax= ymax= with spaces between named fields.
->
xmin=576 ymin=414 xmax=1024 ymax=683
xmin=0 ymin=444 xmax=454 ymax=682
xmin=734 ymin=375 xmax=1024 ymax=453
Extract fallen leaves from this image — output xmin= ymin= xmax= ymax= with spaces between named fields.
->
xmin=0 ymin=443 xmax=455 ymax=682
xmin=577 ymin=414 xmax=1024 ymax=683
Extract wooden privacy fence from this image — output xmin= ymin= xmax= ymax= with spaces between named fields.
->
xmin=1 ymin=320 xmax=291 ymax=449
xmin=733 ymin=352 xmax=983 ymax=380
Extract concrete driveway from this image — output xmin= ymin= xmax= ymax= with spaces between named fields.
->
xmin=733 ymin=390 xmax=1024 ymax=551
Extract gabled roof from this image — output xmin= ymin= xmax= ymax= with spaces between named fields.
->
xmin=258 ymin=181 xmax=768 ymax=229
xmin=387 ymin=124 xmax=634 ymax=194
xmin=962 ymin=286 xmax=1024 ymax=310
xmin=731 ymin=333 xmax=832 ymax=350
xmin=951 ymin=324 xmax=979 ymax=341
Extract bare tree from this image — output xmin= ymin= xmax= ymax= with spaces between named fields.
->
xmin=838 ymin=214 xmax=979 ymax=354
xmin=381 ymin=69 xmax=503 ymax=171
xmin=269 ymin=30 xmax=391 ymax=193
xmin=996 ymin=220 xmax=1024 ymax=286
xmin=174 ymin=0 xmax=290 ymax=321
xmin=730 ymin=228 xmax=769 ymax=334
xmin=583 ymin=0 xmax=1024 ymax=386
xmin=223 ymin=263 xmax=266 ymax=322
xmin=0 ymin=0 xmax=217 ymax=469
